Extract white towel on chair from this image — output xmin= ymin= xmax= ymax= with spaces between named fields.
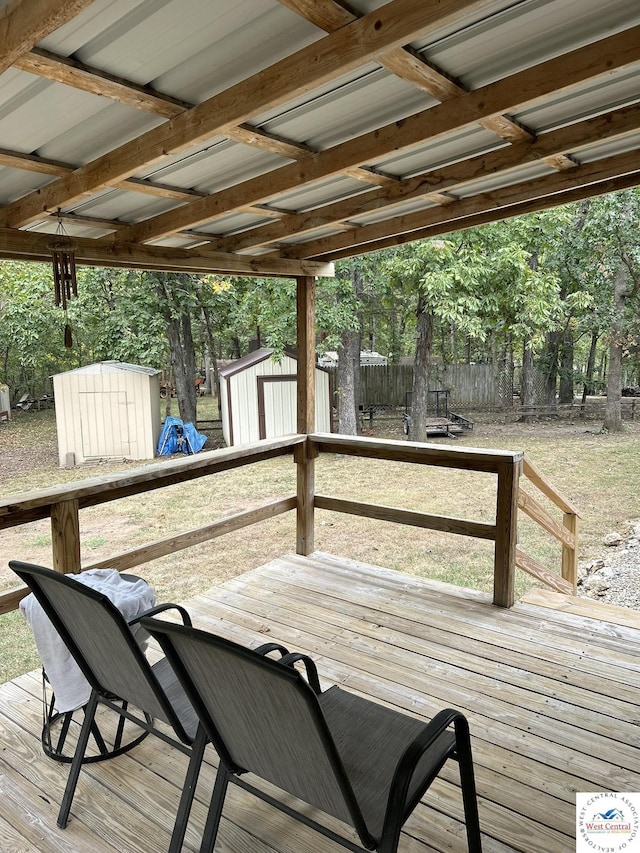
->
xmin=20 ymin=569 xmax=156 ymax=713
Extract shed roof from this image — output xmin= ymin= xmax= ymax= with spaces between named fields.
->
xmin=1 ymin=0 xmax=639 ymax=277
xmin=54 ymin=360 xmax=159 ymax=377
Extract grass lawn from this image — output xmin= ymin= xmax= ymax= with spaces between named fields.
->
xmin=1 ymin=402 xmax=639 ymax=683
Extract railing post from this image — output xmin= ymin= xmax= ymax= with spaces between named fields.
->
xmin=51 ymin=498 xmax=81 ymax=574
xmin=561 ymin=512 xmax=578 ymax=594
xmin=493 ymin=457 xmax=521 ymax=607
xmin=296 ymin=275 xmax=316 ymax=555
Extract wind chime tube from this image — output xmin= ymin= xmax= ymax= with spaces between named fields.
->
xmin=51 ymin=248 xmax=77 ymax=308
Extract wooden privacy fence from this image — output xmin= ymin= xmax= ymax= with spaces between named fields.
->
xmin=0 ymin=434 xmax=577 ymax=616
xmin=334 ymin=363 xmax=504 ymax=409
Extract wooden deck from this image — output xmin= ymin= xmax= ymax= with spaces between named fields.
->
xmin=2 ymin=552 xmax=639 ymax=852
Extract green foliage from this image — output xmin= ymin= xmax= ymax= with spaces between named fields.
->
xmin=1 ymin=189 xmax=640 ymax=395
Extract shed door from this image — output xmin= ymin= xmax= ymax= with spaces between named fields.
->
xmin=79 ymin=391 xmax=130 ymax=458
xmin=258 ymin=376 xmax=296 ymax=439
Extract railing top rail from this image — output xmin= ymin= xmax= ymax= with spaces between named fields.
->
xmin=522 ymin=456 xmax=580 ymax=516
xmin=0 ymin=434 xmax=305 ymax=525
xmin=309 ymin=433 xmax=523 ymax=472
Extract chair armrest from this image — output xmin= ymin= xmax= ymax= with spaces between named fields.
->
xmin=278 ymin=652 xmax=321 ymax=694
xmin=128 ymin=603 xmax=192 ymax=628
xmin=253 ymin=642 xmax=321 ymax=694
xmin=381 ymin=708 xmax=468 ymax=847
xmin=254 ymin=642 xmax=290 ymax=658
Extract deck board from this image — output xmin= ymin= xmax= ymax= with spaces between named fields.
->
xmin=1 ymin=552 xmax=639 ymax=852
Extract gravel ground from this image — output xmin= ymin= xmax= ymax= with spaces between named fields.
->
xmin=578 ymin=520 xmax=640 ymax=610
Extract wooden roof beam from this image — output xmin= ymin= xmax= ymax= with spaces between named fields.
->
xmin=283 ymin=149 xmax=640 ymax=259
xmin=318 ymin=170 xmax=640 ymax=260
xmin=212 ymin=104 xmax=640 ymax=253
xmin=0 ymin=227 xmax=334 ymax=277
xmin=0 ymin=0 xmax=497 ymax=228
xmin=0 ymin=146 xmax=209 ymax=202
xmin=13 ymin=47 xmax=401 ymax=195
xmin=110 ymin=25 xmax=640 ymax=244
xmin=14 ymin=47 xmax=316 ymax=162
xmin=277 ymin=0 xmax=531 ymax=143
xmin=0 ymin=0 xmax=94 ymax=75
xmin=13 ymin=48 xmax=190 ymax=118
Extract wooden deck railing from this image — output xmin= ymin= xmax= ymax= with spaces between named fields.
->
xmin=515 ymin=457 xmax=580 ymax=595
xmin=0 ymin=433 xmax=577 ymax=614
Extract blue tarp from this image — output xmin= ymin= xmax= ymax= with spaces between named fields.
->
xmin=157 ymin=416 xmax=207 ymax=456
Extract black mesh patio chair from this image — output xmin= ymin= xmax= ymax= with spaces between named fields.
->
xmin=143 ymin=619 xmax=483 ymax=853
xmin=10 ymin=560 xmax=206 ymax=852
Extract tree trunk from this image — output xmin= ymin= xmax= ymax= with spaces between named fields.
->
xmin=580 ymin=331 xmax=599 ymax=415
xmin=336 ymin=263 xmax=362 ymax=436
xmin=603 ymin=265 xmax=628 ymax=432
xmin=519 ymin=336 xmax=536 ymax=423
xmin=157 ymin=273 xmax=198 ymax=425
xmin=540 ymin=329 xmax=559 ymax=407
xmin=558 ymin=328 xmax=574 ymax=405
xmin=410 ymin=293 xmax=434 ymax=443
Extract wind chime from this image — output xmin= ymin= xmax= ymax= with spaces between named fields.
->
xmin=50 ymin=212 xmax=77 ymax=347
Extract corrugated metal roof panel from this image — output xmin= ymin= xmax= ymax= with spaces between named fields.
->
xmin=138 ymin=138 xmax=287 ymax=195
xmin=419 ymin=0 xmax=640 ymax=89
xmin=264 ymin=175 xmax=371 ymax=214
xmin=151 ymin=2 xmax=320 ymax=103
xmin=514 ymin=65 xmax=640 ymax=134
xmin=62 ymin=188 xmax=180 ymax=223
xmin=373 ymin=127 xmax=506 ymax=178
xmin=56 ymin=360 xmax=159 ymax=377
xmin=0 ymin=168 xmax=54 ymax=205
xmin=454 ymin=161 xmax=554 ymax=198
xmin=350 ymin=197 xmax=437 ymax=227
xmin=256 ymin=67 xmax=436 ymax=150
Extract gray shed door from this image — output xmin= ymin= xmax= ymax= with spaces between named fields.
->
xmin=79 ymin=391 xmax=130 ymax=457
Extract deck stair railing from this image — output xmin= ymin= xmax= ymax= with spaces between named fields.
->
xmin=515 ymin=456 xmax=579 ymax=596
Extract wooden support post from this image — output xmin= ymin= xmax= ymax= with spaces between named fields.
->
xmin=296 ymin=275 xmax=316 ymax=555
xmin=561 ymin=512 xmax=579 ymax=594
xmin=493 ymin=458 xmax=521 ymax=607
xmin=51 ymin=498 xmax=81 ymax=573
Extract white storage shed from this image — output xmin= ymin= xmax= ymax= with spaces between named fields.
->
xmin=0 ymin=383 xmax=9 ymax=421
xmin=218 ymin=348 xmax=332 ymax=447
xmin=53 ymin=361 xmax=161 ymax=467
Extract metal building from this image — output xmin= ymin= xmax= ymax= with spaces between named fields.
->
xmin=52 ymin=361 xmax=161 ymax=467
xmin=219 ymin=348 xmax=331 ymax=447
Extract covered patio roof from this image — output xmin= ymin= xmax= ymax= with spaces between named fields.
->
xmin=0 ymin=0 xmax=639 ymax=277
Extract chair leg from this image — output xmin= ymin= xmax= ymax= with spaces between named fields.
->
xmin=169 ymin=725 xmax=208 ymax=853
xmin=57 ymin=690 xmax=99 ymax=828
xmin=454 ymin=718 xmax=483 ymax=853
xmin=199 ymin=763 xmax=231 ymax=852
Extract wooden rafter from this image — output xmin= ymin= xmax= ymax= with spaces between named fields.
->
xmin=317 ymin=170 xmax=640 ymax=261
xmin=13 ymin=48 xmax=190 ymax=117
xmin=276 ymin=0 xmax=531 ymax=144
xmin=0 ymin=147 xmax=209 ymax=202
xmin=0 ymin=0 xmax=94 ymax=75
xmin=282 ymin=150 xmax=640 ymax=259
xmin=0 ymin=0 xmax=504 ymax=228
xmin=107 ymin=25 xmax=640 ymax=245
xmin=0 ymin=227 xmax=333 ymax=278
xmin=212 ymin=104 xmax=640 ymax=253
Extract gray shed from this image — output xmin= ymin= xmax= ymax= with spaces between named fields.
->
xmin=218 ymin=348 xmax=332 ymax=447
xmin=53 ymin=361 xmax=161 ymax=467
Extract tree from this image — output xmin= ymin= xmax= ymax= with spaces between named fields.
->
xmin=560 ymin=190 xmax=640 ymax=431
xmin=0 ymin=261 xmax=73 ymax=398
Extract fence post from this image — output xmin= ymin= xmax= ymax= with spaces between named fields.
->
xmin=493 ymin=456 xmax=522 ymax=607
xmin=561 ymin=512 xmax=578 ymax=594
xmin=51 ymin=499 xmax=81 ymax=573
